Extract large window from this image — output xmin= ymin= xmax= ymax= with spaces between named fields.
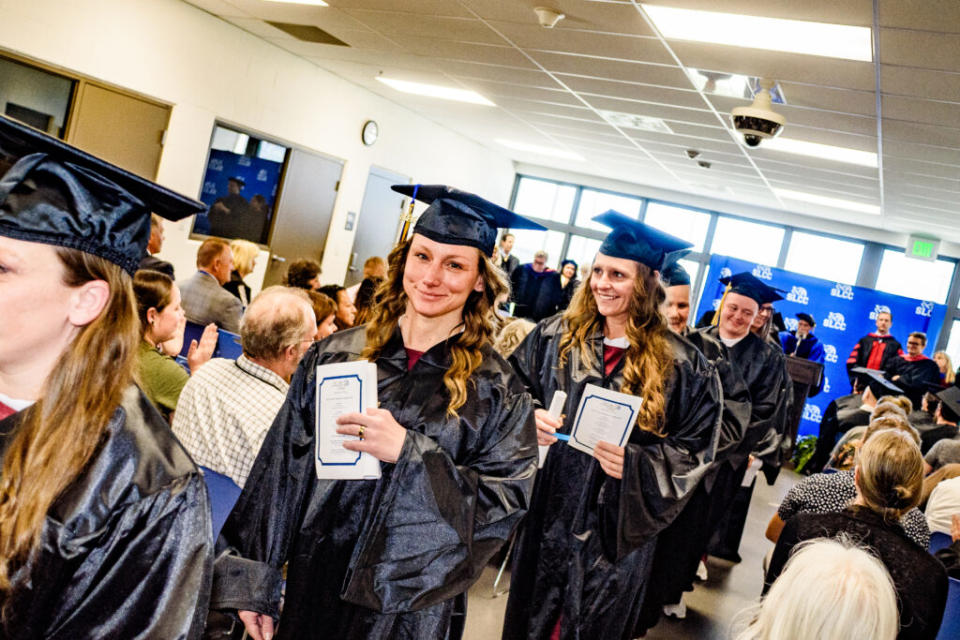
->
xmin=510 ymin=228 xmax=566 ymax=268
xmin=574 ymin=188 xmax=642 ymax=231
xmin=565 ymin=235 xmax=603 ymax=271
xmin=784 ymin=231 xmax=864 ymax=285
xmin=946 ymin=320 xmax=960 ymax=367
xmin=710 ymin=217 xmax=784 ymax=266
xmin=875 ymin=249 xmax=955 ymax=304
xmin=512 ymin=176 xmax=577 ymax=224
xmin=644 ymin=202 xmax=711 ymax=252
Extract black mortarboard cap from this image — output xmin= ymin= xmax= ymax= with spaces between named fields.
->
xmin=228 ymin=175 xmax=245 ymax=186
xmin=593 ymin=210 xmax=692 ymax=271
xmin=936 ymin=386 xmax=960 ymax=418
xmin=0 ymin=116 xmax=205 ymax=274
xmin=796 ymin=312 xmax=816 ymax=326
xmin=390 ymin=184 xmax=546 ymax=255
xmin=851 ymin=367 xmax=903 ymax=400
xmin=719 ymin=272 xmax=784 ymax=305
xmin=661 ymin=262 xmax=691 ymax=287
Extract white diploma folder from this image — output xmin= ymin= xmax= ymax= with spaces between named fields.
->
xmin=315 ymin=360 xmax=382 ymax=480
xmin=567 ymin=383 xmax=643 ymax=456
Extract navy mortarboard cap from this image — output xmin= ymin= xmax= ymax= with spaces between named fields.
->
xmin=0 ymin=115 xmax=205 ymax=274
xmin=390 ymin=184 xmax=546 ymax=255
xmin=719 ymin=272 xmax=784 ymax=305
xmin=851 ymin=367 xmax=903 ymax=400
xmin=593 ymin=210 xmax=692 ymax=271
xmin=796 ymin=312 xmax=816 ymax=326
xmin=228 ymin=176 xmax=245 ymax=186
xmin=935 ymin=386 xmax=960 ymax=417
xmin=661 ymin=262 xmax=691 ymax=287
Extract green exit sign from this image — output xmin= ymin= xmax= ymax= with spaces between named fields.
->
xmin=907 ymin=235 xmax=940 ymax=262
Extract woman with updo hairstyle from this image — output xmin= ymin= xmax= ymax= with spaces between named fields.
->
xmin=224 ymin=238 xmax=259 ymax=307
xmin=210 ymin=185 xmax=543 ymax=640
xmin=768 ymin=429 xmax=948 ymax=639
xmin=134 ymin=269 xmax=217 ymax=420
xmin=0 ymin=116 xmax=212 ymax=637
xmin=503 ymin=211 xmax=722 ymax=640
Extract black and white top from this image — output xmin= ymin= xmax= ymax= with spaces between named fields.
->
xmin=777 ymin=469 xmax=930 ymax=549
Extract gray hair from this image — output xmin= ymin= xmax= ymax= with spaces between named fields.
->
xmin=240 ymin=286 xmax=314 ymax=361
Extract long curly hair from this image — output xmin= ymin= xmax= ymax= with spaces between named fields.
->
xmin=0 ymin=249 xmax=139 ymax=604
xmin=360 ymin=238 xmax=508 ymax=416
xmin=557 ymin=261 xmax=673 ymax=435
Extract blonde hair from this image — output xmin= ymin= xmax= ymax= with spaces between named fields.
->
xmin=935 ymin=351 xmax=954 ymax=384
xmin=230 ymin=239 xmax=260 ymax=277
xmin=869 ymin=402 xmax=907 ymax=423
xmin=558 ymin=260 xmax=672 ymax=435
xmin=882 ymin=395 xmax=914 ymax=415
xmin=360 ymin=238 xmax=508 ymax=416
xmin=0 ymin=250 xmax=139 ymax=601
xmin=862 ymin=415 xmax=919 ymax=447
xmin=493 ymin=318 xmax=535 ymax=358
xmin=856 ymin=429 xmax=923 ymax=521
xmin=735 ymin=537 xmax=898 ymax=640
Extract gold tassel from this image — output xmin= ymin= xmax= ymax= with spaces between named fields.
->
xmin=712 ymin=284 xmax=731 ymax=326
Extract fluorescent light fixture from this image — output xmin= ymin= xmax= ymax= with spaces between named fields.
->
xmin=761 ymin=137 xmax=878 ymax=168
xmin=774 ymin=188 xmax=880 ymax=215
xmin=599 ymin=110 xmax=673 ymax=134
xmin=375 ymin=77 xmax=495 ymax=106
xmin=642 ymin=5 xmax=873 ymax=61
xmin=264 ymin=0 xmax=329 ymax=6
xmin=495 ymin=139 xmax=585 ymax=161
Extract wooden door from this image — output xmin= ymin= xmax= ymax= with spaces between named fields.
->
xmin=67 ymin=83 xmax=169 ymax=179
xmin=263 ymin=148 xmax=343 ymax=287
xmin=343 ymin=166 xmax=409 ymax=287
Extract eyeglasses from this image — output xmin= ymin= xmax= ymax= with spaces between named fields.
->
xmin=907 ymin=341 xmax=923 ymax=346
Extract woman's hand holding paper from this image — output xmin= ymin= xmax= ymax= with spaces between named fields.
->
xmin=534 ymin=408 xmax=560 ymax=446
xmin=594 ymin=440 xmax=625 ymax=479
xmin=337 ymin=407 xmax=407 ymax=463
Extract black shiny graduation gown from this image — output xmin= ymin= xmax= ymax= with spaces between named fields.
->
xmin=502 ymin=315 xmax=722 ymax=640
xmin=0 ymin=385 xmax=213 ymax=639
xmin=635 ymin=330 xmax=752 ymax=634
xmin=210 ymin=326 xmax=537 ymax=639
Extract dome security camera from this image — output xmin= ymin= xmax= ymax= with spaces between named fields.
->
xmin=731 ymin=80 xmax=785 ymax=147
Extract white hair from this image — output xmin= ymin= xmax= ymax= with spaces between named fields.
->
xmin=734 ymin=537 xmax=898 ymax=640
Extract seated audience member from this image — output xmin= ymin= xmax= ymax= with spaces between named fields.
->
xmin=492 ymin=317 xmax=535 ymax=358
xmin=767 ymin=416 xmax=929 ymax=549
xmin=307 ymin=290 xmax=339 ymax=341
xmin=921 ymin=464 xmax=960 ymax=510
xmin=926 ymin=439 xmax=960 ymax=474
xmin=172 ymin=287 xmax=316 ymax=487
xmin=223 ymin=238 xmax=259 ymax=308
xmin=138 ymin=213 xmax=175 ymax=278
xmin=886 ymin=332 xmax=941 ymax=409
xmin=317 ymin=284 xmax=357 ymax=330
xmin=780 ymin=312 xmax=825 ymax=363
xmin=909 ymin=388 xmax=938 ymax=436
xmin=736 ymin=538 xmax=899 ymax=640
xmin=179 ymin=238 xmax=243 ymax=333
xmin=766 ymin=429 xmax=948 ymax=640
xmin=926 ymin=477 xmax=960 ymax=536
xmin=826 ymin=402 xmax=909 ymax=472
xmin=934 ymin=350 xmax=955 ymax=386
xmin=134 ymin=270 xmax=217 ymax=420
xmin=920 ymin=385 xmax=960 ymax=454
xmin=933 ymin=515 xmax=960 ymax=579
xmin=557 ymin=258 xmax=579 ymax=311
xmin=283 ymin=258 xmax=322 ymax=291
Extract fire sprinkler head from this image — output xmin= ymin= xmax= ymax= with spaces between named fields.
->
xmin=534 ymin=7 xmax=565 ymax=28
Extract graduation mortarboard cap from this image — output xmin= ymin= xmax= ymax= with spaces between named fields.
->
xmin=592 ymin=209 xmax=692 ymax=271
xmin=718 ymin=272 xmax=784 ymax=305
xmin=0 ymin=115 xmax=205 ymax=274
xmin=850 ymin=367 xmax=903 ymax=400
xmin=228 ymin=176 xmax=245 ymax=186
xmin=796 ymin=312 xmax=816 ymax=326
xmin=935 ymin=385 xmax=960 ymax=418
xmin=660 ymin=261 xmax=691 ymax=287
xmin=390 ymin=184 xmax=546 ymax=255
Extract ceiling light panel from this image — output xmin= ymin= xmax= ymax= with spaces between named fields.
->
xmin=264 ymin=0 xmax=328 ymax=6
xmin=760 ymin=138 xmax=878 ymax=167
xmin=642 ymin=5 xmax=873 ymax=61
xmin=599 ymin=110 xmax=674 ymax=134
xmin=375 ymin=77 xmax=495 ymax=106
xmin=773 ymin=188 xmax=880 ymax=214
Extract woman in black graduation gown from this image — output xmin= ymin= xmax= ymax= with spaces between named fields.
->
xmin=0 ymin=116 xmax=213 ymax=638
xmin=502 ymin=211 xmax=722 ymax=640
xmin=210 ymin=185 xmax=542 ymax=640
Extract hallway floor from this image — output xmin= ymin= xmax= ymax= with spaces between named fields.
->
xmin=464 ymin=468 xmax=799 ymax=639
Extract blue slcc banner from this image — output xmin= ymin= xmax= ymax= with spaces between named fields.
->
xmin=696 ymin=255 xmax=947 ymax=437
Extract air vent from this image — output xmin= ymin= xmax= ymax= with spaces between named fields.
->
xmin=598 ymin=110 xmax=673 ymax=134
xmin=266 ymin=21 xmax=349 ymax=45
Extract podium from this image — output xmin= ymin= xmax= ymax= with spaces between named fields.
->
xmin=783 ymin=356 xmax=825 ymax=454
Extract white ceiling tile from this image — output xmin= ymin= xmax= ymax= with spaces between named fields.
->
xmin=533 ymin=52 xmax=688 ymax=87
xmin=489 ymin=21 xmax=671 ymax=63
xmin=225 ymin=0 xmax=370 ymax=29
xmin=385 ymin=37 xmax=534 ymax=67
xmin=881 ymin=66 xmax=960 ymax=103
xmin=879 ymin=28 xmax=960 ymax=72
xmin=882 ymin=95 xmax=960 ymax=131
xmin=879 ymin=0 xmax=960 ymax=34
xmin=326 ymin=0 xmax=474 ymax=17
xmin=336 ymin=10 xmax=502 ymax=43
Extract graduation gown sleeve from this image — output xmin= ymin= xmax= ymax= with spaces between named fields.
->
xmin=0 ymin=387 xmax=213 ymax=640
